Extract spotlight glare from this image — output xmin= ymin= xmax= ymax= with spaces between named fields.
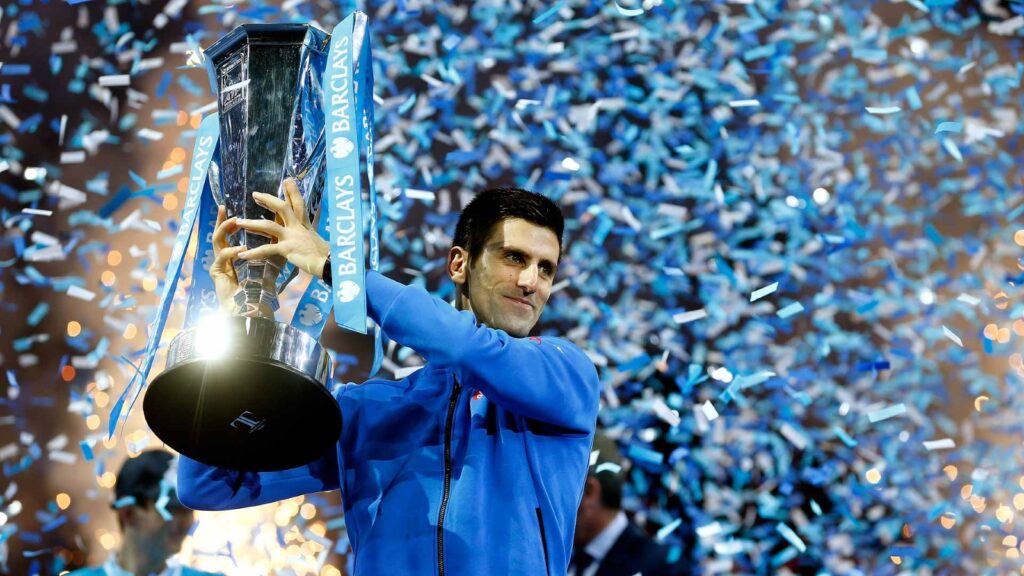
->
xmin=194 ymin=314 xmax=233 ymax=360
xmin=919 ymin=288 xmax=935 ymax=305
xmin=909 ymin=37 xmax=929 ymax=56
xmin=709 ymin=366 xmax=733 ymax=383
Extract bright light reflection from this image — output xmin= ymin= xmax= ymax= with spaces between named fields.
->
xmin=709 ymin=366 xmax=733 ymax=383
xmin=909 ymin=37 xmax=929 ymax=56
xmin=919 ymin=288 xmax=935 ymax=305
xmin=182 ymin=501 xmax=337 ymax=575
xmin=194 ymin=314 xmax=233 ymax=360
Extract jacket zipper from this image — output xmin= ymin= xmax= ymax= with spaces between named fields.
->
xmin=535 ymin=507 xmax=551 ymax=576
xmin=437 ymin=377 xmax=461 ymax=576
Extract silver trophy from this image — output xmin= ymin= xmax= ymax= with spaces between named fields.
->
xmin=143 ymin=24 xmax=341 ymax=472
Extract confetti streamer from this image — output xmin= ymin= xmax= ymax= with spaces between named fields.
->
xmin=776 ymin=522 xmax=807 ymax=553
xmin=943 ymin=325 xmax=964 ymax=347
xmin=776 ymin=301 xmax=804 ymax=319
xmin=867 ymin=403 xmax=907 ymax=423
xmin=672 ymin=308 xmax=707 ymax=324
xmin=923 ymin=439 xmax=956 ymax=450
xmin=865 ymin=105 xmax=902 ymax=114
xmin=749 ymin=282 xmax=778 ymax=302
xmin=700 ymin=400 xmax=719 ymax=422
xmin=613 ymin=1 xmax=644 ymax=17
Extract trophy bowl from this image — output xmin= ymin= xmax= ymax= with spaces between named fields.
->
xmin=143 ymin=316 xmax=338 ymax=471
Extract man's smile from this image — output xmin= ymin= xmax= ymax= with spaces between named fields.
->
xmin=504 ymin=295 xmax=535 ymax=310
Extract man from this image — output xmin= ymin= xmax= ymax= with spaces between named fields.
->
xmin=177 ymin=183 xmax=601 ymax=575
xmin=70 ymin=450 xmax=220 ymax=576
xmin=572 ymin=436 xmax=689 ymax=576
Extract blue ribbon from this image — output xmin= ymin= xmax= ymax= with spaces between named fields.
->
xmin=184 ymin=144 xmax=221 ymax=330
xmin=299 ymin=13 xmax=381 ymax=377
xmin=108 ymin=113 xmax=220 ymax=438
xmin=291 ymin=189 xmax=334 ymax=336
xmin=356 ymin=18 xmax=384 ymax=378
xmin=323 ymin=15 xmax=367 ymax=336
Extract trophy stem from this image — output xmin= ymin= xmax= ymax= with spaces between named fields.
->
xmin=233 ymin=256 xmax=286 ymax=317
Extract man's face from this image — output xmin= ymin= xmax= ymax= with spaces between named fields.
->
xmin=449 ymin=218 xmax=560 ymax=337
xmin=129 ymin=505 xmax=194 ymax=560
xmin=574 ymin=475 xmax=601 ymax=547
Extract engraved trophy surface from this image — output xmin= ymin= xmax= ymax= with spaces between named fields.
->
xmin=143 ymin=24 xmax=341 ymax=472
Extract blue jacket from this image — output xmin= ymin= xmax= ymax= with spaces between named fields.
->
xmin=178 ymin=271 xmax=601 ymax=575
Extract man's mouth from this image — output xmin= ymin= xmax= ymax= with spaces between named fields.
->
xmin=504 ymin=296 xmax=534 ymax=310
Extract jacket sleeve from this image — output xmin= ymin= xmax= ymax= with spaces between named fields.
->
xmin=176 ymin=449 xmax=340 ymax=511
xmin=366 ymin=271 xmax=600 ymax=432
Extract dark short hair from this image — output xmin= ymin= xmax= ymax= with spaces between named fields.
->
xmin=452 ymin=187 xmax=564 ymax=262
xmin=593 ymin=468 xmax=623 ymax=509
xmin=589 ymin=433 xmax=624 ymax=510
xmin=114 ymin=449 xmax=181 ymax=509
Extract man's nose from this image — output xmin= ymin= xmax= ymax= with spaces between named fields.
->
xmin=517 ymin=265 xmax=538 ymax=292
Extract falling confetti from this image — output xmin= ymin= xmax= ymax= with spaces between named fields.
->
xmin=4 ymin=0 xmax=1024 ymax=574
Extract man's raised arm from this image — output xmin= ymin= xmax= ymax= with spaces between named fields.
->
xmin=365 ymin=271 xmax=600 ymax=433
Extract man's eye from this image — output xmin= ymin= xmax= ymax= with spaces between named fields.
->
xmin=506 ymin=253 xmax=524 ymax=264
xmin=540 ymin=265 xmax=554 ymax=277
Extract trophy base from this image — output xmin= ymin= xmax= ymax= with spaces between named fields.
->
xmin=143 ymin=316 xmax=340 ymax=472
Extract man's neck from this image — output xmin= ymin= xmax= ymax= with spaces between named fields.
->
xmin=454 ymin=289 xmax=469 ymax=313
xmin=117 ymin=541 xmax=166 ymax=576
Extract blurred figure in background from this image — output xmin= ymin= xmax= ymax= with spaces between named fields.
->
xmin=68 ymin=449 xmax=220 ymax=576
xmin=572 ymin=434 xmax=693 ymax=576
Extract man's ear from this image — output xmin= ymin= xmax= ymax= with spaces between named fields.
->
xmin=116 ymin=506 xmax=136 ymax=529
xmin=582 ymin=476 xmax=601 ymax=503
xmin=447 ymin=246 xmax=469 ymax=286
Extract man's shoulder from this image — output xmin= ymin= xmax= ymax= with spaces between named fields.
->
xmin=526 ymin=335 xmax=593 ymax=365
xmin=612 ymin=522 xmax=691 ymax=576
xmin=616 ymin=520 xmax=657 ymax=549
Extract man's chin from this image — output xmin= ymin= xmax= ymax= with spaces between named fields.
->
xmin=490 ymin=319 xmax=533 ymax=338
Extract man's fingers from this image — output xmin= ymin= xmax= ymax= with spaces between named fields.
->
xmin=236 ymin=218 xmax=285 ymax=240
xmin=212 ymin=245 xmax=245 ymax=279
xmin=252 ymin=191 xmax=297 ymax=226
xmin=238 ymin=244 xmax=282 ymax=261
xmin=284 ymin=178 xmax=309 ymax=225
xmin=212 ymin=214 xmax=238 ymax=251
xmin=213 ymin=244 xmax=245 ymax=261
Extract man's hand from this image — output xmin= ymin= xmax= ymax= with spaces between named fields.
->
xmin=237 ymin=178 xmax=330 ymax=279
xmin=211 ymin=205 xmax=245 ymax=313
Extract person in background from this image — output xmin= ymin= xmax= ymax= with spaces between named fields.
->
xmin=69 ymin=449 xmax=220 ymax=576
xmin=572 ymin=434 xmax=693 ymax=576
